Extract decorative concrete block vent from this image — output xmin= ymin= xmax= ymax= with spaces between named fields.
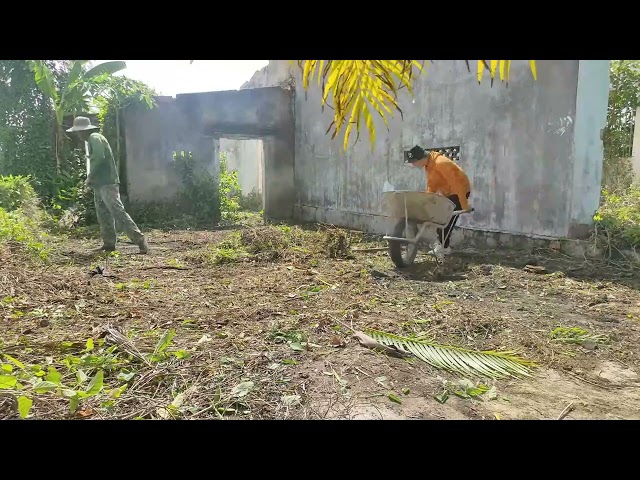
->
xmin=427 ymin=145 xmax=461 ymax=162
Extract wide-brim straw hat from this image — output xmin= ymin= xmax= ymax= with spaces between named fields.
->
xmin=66 ymin=116 xmax=100 ymax=133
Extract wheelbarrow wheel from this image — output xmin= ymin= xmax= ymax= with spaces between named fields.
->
xmin=388 ymin=218 xmax=419 ymax=268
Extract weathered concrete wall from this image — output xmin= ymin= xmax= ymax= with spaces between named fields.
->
xmin=123 ymin=96 xmax=216 ymax=204
xmin=124 ymin=87 xmax=294 ymax=220
xmin=219 ymin=65 xmax=274 ymax=198
xmin=263 ymin=134 xmax=295 ymax=219
xmin=176 ymin=87 xmax=294 ymax=220
xmin=176 ymin=87 xmax=292 ymax=138
xmin=569 ymin=60 xmax=611 ymax=238
xmin=254 ymin=60 xmax=609 ymax=240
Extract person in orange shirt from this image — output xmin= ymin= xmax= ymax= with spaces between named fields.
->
xmin=405 ymin=145 xmax=472 ymax=257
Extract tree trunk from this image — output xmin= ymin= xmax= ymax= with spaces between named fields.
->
xmin=115 ymin=108 xmax=121 ymax=174
xmin=55 ymin=125 xmax=63 ymax=174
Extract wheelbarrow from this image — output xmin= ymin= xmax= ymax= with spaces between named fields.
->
xmin=381 ymin=190 xmax=474 ymax=268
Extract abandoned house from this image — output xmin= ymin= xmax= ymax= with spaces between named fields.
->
xmin=121 ymin=60 xmax=610 ymax=245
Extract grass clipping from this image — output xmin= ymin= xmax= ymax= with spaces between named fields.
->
xmin=188 ymin=224 xmax=357 ymax=266
xmin=363 ymin=328 xmax=537 ymax=380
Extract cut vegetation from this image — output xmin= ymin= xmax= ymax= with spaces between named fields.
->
xmin=2 ymin=210 xmax=640 ymax=420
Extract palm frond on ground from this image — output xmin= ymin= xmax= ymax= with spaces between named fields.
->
xmin=365 ymin=327 xmax=537 ymax=380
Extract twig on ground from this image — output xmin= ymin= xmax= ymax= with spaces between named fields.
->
xmin=334 ymin=317 xmax=356 ymax=333
xmin=556 ymin=401 xmax=575 ymax=420
xmin=352 ymin=247 xmax=388 ymax=252
xmin=103 ymin=325 xmax=152 ymax=367
xmin=139 ymin=265 xmax=191 ymax=271
xmin=114 ymin=408 xmax=147 ymax=420
xmin=566 ymin=372 xmax=615 ymax=391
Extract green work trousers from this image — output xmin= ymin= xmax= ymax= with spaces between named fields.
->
xmin=94 ymin=184 xmax=144 ymax=248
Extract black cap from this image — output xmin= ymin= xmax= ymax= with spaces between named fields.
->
xmin=404 ymin=145 xmax=427 ymax=163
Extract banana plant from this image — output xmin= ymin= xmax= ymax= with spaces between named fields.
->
xmin=27 ymin=60 xmax=127 ymax=172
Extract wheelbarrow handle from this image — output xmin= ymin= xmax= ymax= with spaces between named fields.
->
xmin=453 ymin=207 xmax=475 ymax=215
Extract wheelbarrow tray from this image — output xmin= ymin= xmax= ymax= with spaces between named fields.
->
xmin=381 ymin=190 xmax=456 ymax=226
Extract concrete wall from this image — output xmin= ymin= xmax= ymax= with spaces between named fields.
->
xmin=251 ymin=60 xmax=610 ymax=240
xmin=219 ymin=64 xmax=276 ymax=199
xmin=123 ymin=86 xmax=294 ymax=220
xmin=176 ymin=87 xmax=292 ymax=137
xmin=176 ymin=87 xmax=294 ymax=219
xmin=123 ymin=96 xmax=218 ymax=204
xmin=124 ymin=60 xmax=610 ymax=240
xmin=569 ymin=60 xmax=611 ymax=238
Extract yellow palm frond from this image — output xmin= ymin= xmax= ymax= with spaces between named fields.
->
xmin=296 ymin=60 xmax=537 ymax=151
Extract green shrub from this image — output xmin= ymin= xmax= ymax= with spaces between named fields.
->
xmin=238 ymin=189 xmax=263 ymax=212
xmin=0 ymin=175 xmax=39 ymax=211
xmin=131 ymin=151 xmax=244 ymax=228
xmin=594 ymin=185 xmax=640 ymax=249
xmin=47 ymin=157 xmax=97 ymax=228
xmin=185 ymin=232 xmax=247 ymax=266
xmin=219 ymin=152 xmax=241 ymax=222
xmin=0 ymin=207 xmax=49 ymax=260
xmin=172 ymin=150 xmax=220 ymax=224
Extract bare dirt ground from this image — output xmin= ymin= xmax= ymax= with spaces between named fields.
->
xmin=2 ymin=219 xmax=640 ymax=420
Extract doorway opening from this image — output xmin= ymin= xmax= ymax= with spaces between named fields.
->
xmin=219 ymin=137 xmax=265 ymax=213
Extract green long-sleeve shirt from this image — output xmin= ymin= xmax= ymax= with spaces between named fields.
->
xmin=86 ymin=132 xmax=119 ymax=187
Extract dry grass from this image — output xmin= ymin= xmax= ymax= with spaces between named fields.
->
xmin=2 ymin=220 xmax=640 ymax=420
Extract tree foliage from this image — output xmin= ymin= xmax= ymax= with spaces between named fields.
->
xmin=0 ymin=174 xmax=39 ymax=212
xmin=27 ymin=60 xmax=127 ymax=172
xmin=0 ymin=60 xmax=60 ymax=197
xmin=594 ymin=185 xmax=640 ymax=250
xmin=294 ymin=60 xmax=538 ymax=151
xmin=28 ymin=61 xmax=127 ymax=126
xmin=602 ymin=60 xmax=640 ymax=189
xmin=1 ymin=60 xmax=158 ymax=227
xmin=590 ymin=61 xmax=640 ymax=250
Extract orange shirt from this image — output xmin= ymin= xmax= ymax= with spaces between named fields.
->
xmin=424 ymin=152 xmax=471 ymax=211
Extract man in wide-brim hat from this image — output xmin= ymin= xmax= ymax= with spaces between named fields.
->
xmin=67 ymin=116 xmax=149 ymax=254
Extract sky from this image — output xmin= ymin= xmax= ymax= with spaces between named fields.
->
xmin=96 ymin=60 xmax=269 ymax=97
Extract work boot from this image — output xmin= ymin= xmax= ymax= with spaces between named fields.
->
xmin=94 ymin=245 xmax=116 ymax=253
xmin=138 ymin=236 xmax=149 ymax=254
